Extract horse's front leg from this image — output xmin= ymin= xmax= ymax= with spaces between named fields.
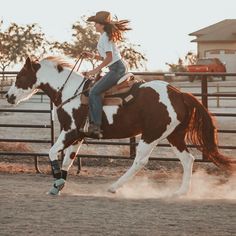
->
xmin=48 ymin=129 xmax=78 ymax=195
xmin=61 ymin=139 xmax=84 ymax=181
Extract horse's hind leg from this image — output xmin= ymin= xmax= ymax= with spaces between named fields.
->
xmin=167 ymin=131 xmax=195 ymax=196
xmin=108 ymin=139 xmax=158 ymax=193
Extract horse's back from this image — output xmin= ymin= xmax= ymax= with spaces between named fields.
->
xmin=138 ymin=80 xmax=187 ymax=123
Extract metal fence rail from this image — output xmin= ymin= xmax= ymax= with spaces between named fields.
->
xmin=0 ymin=71 xmax=236 ymax=173
xmin=0 ymin=88 xmax=55 ymax=172
xmin=73 ymin=72 xmax=236 ymax=172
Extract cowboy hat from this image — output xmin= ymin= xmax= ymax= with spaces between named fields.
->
xmin=87 ymin=11 xmax=112 ymax=24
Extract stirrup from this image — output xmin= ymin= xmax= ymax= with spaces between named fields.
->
xmin=81 ymin=130 xmax=103 ymax=139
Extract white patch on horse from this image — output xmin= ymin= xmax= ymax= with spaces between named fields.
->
xmin=37 ymin=59 xmax=84 ymax=104
xmin=141 ymin=81 xmax=180 ymax=139
xmin=103 ymin=105 xmax=119 ymax=124
xmin=37 ymin=59 xmax=85 ymax=129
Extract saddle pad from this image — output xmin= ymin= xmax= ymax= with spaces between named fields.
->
xmin=105 ymin=77 xmax=136 ymax=96
xmin=81 ymin=94 xmax=123 ymax=106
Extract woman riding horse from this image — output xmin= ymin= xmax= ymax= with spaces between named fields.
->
xmin=82 ymin=11 xmax=130 ymax=138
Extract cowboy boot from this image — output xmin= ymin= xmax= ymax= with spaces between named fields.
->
xmin=86 ymin=123 xmax=103 ymax=139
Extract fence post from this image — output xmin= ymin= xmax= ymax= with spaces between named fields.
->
xmin=201 ymin=75 xmax=208 ymax=108
xmin=0 ymin=76 xmax=3 ymax=99
xmin=77 ymin=157 xmax=82 ymax=174
xmin=50 ymin=101 xmax=55 ymax=146
xmin=130 ymin=137 xmax=136 ymax=158
xmin=201 ymin=76 xmax=208 ymax=160
xmin=216 ymin=83 xmax=220 ymax=108
xmin=34 ymin=156 xmax=42 ymax=173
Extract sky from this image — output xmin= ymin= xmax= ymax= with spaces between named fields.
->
xmin=1 ymin=0 xmax=236 ymax=71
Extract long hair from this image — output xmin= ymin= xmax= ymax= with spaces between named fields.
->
xmin=104 ymin=17 xmax=131 ymax=42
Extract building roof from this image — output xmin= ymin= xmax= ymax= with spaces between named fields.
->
xmin=189 ymin=19 xmax=236 ymax=42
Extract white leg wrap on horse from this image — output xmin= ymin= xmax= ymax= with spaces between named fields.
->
xmin=171 ymin=147 xmax=194 ymax=195
xmin=108 ymin=139 xmax=158 ymax=192
xmin=49 ymin=130 xmax=67 ymax=162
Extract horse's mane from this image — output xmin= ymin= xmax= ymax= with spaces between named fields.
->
xmin=43 ymin=56 xmax=74 ymax=70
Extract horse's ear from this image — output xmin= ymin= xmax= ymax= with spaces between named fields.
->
xmin=25 ymin=57 xmax=32 ymax=68
xmin=32 ymin=60 xmax=41 ymax=71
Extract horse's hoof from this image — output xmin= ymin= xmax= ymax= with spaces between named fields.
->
xmin=108 ymin=186 xmax=117 ymax=194
xmin=48 ymin=178 xmax=65 ymax=196
xmin=48 ymin=187 xmax=61 ymax=196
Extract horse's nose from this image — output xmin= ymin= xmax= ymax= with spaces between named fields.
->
xmin=5 ymin=93 xmax=9 ymax=99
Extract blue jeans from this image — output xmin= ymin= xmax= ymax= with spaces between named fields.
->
xmin=89 ymin=59 xmax=127 ymax=125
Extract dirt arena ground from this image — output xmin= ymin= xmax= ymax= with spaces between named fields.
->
xmin=0 ymin=162 xmax=236 ymax=236
xmin=0 ymin=79 xmax=236 ymax=235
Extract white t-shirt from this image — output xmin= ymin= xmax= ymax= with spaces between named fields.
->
xmin=97 ymin=32 xmax=121 ymax=67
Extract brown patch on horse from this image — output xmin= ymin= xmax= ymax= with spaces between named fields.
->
xmin=138 ymin=87 xmax=172 ymax=143
xmin=165 ymin=84 xmax=190 ymax=151
xmin=72 ymin=105 xmax=89 ymax=130
xmin=100 ymin=87 xmax=172 ymax=143
xmin=15 ymin=57 xmax=41 ymax=89
xmin=51 ymin=105 xmax=88 ymax=149
xmin=70 ymin=152 xmax=76 ymax=160
xmin=57 ymin=108 xmax=72 ymax=131
xmin=38 ymin=83 xmax=62 ymax=106
xmin=167 ymin=85 xmax=187 ymax=123
xmin=63 ymin=130 xmax=83 ymax=148
xmin=167 ymin=130 xmax=187 ymax=153
xmin=101 ymin=98 xmax=142 ymax=139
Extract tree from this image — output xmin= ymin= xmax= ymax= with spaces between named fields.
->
xmin=52 ymin=18 xmax=147 ymax=70
xmin=166 ymin=58 xmax=187 ymax=73
xmin=52 ymin=21 xmax=99 ymax=68
xmin=165 ymin=51 xmax=198 ymax=72
xmin=119 ymin=42 xmax=147 ymax=70
xmin=184 ymin=51 xmax=198 ymax=65
xmin=0 ymin=21 xmax=48 ymax=79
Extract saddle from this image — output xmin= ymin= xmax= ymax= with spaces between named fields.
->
xmin=81 ymin=73 xmax=142 ymax=106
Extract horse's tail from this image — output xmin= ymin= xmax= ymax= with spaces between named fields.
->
xmin=182 ymin=92 xmax=236 ymax=171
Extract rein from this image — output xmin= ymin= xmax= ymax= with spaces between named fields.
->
xmin=56 ymin=71 xmax=104 ymax=109
xmin=57 ymin=78 xmax=89 ymax=110
xmin=55 ymin=54 xmax=84 ymax=104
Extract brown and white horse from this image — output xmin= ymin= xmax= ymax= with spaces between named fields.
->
xmin=6 ymin=57 xmax=235 ymax=196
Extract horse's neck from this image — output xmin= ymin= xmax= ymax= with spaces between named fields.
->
xmin=38 ymin=65 xmax=84 ymax=105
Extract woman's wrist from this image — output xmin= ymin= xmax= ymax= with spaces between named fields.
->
xmin=91 ymin=53 xmax=96 ymax=60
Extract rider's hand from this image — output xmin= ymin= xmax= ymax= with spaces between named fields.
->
xmin=82 ymin=68 xmax=100 ymax=79
xmin=82 ymin=71 xmax=94 ymax=80
xmin=87 ymin=68 xmax=100 ymax=76
xmin=81 ymin=51 xmax=95 ymax=59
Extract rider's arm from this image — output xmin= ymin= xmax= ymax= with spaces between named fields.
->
xmin=95 ymin=51 xmax=112 ymax=71
xmin=82 ymin=51 xmax=110 ymax=62
xmin=93 ymin=54 xmax=103 ymax=61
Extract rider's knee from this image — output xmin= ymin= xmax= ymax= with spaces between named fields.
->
xmin=89 ymin=87 xmax=98 ymax=96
